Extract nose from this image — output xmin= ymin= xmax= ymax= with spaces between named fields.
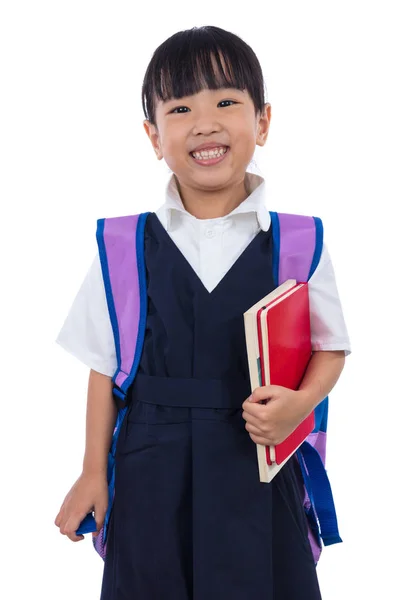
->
xmin=192 ymin=117 xmax=222 ymax=137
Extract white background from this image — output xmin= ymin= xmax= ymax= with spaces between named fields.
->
xmin=1 ymin=1 xmax=399 ymax=598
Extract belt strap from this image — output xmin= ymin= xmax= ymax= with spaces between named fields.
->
xmin=130 ymin=373 xmax=251 ymax=409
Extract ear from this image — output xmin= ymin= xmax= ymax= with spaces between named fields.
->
xmin=143 ymin=120 xmax=163 ymax=160
xmin=256 ymin=103 xmax=271 ymax=147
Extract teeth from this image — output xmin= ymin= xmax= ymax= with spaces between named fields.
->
xmin=191 ymin=146 xmax=228 ymax=160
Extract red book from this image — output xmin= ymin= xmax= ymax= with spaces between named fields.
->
xmin=243 ymin=280 xmax=314 ymax=482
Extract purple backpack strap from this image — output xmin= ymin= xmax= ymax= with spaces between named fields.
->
xmin=96 ymin=213 xmax=149 ymax=400
xmin=270 ymin=211 xmax=342 ymax=564
xmin=96 ymin=212 xmax=150 ymax=397
xmin=75 ymin=212 xmax=150 ymax=559
xmin=270 ymin=211 xmax=323 ymax=284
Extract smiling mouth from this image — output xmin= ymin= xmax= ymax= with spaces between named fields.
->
xmin=190 ymin=146 xmax=230 ymax=166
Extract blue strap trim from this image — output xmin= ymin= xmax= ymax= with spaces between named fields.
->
xmin=112 ymin=386 xmax=125 ymax=401
xmin=269 ymin=211 xmax=280 ymax=286
xmin=308 ymin=216 xmax=323 ymax=279
xmin=96 ymin=218 xmax=122 ymax=378
xmin=297 ymin=442 xmax=342 ymax=546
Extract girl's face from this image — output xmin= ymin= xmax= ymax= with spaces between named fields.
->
xmin=143 ymin=87 xmax=271 ymax=192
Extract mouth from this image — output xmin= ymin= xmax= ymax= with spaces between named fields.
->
xmin=190 ymin=146 xmax=230 ymax=167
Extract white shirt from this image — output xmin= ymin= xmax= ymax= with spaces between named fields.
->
xmin=56 ymin=171 xmax=351 ymax=377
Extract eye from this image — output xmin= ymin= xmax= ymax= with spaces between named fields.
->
xmin=219 ymin=100 xmax=237 ymax=108
xmin=170 ymin=106 xmax=190 ymax=114
xmin=170 ymin=100 xmax=238 ymax=114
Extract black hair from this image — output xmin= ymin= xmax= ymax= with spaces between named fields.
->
xmin=142 ymin=26 xmax=267 ymax=127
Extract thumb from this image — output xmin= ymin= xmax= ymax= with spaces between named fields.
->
xmin=250 ymin=385 xmax=277 ymax=403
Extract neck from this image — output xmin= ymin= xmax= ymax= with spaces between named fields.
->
xmin=175 ymin=175 xmax=249 ymax=219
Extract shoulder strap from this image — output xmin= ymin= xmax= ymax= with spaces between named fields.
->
xmin=269 ymin=211 xmax=323 ymax=285
xmin=96 ymin=212 xmax=151 ymax=401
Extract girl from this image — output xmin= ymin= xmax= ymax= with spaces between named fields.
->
xmin=54 ymin=25 xmax=351 ymax=599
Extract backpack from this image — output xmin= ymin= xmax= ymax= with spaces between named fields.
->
xmin=76 ymin=211 xmax=342 ymax=564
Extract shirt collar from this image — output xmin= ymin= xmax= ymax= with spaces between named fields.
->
xmin=162 ymin=171 xmax=271 ymax=232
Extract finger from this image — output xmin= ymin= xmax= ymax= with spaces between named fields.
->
xmin=242 ymin=398 xmax=254 ymax=411
xmin=251 ymin=385 xmax=279 ymax=403
xmin=244 ymin=406 xmax=274 ymax=428
xmin=242 ymin=399 xmax=268 ymax=416
xmin=94 ymin=503 xmax=107 ymax=532
xmin=69 ymin=533 xmax=85 ymax=542
xmin=54 ymin=505 xmax=66 ymax=528
xmin=242 ymin=411 xmax=261 ymax=428
xmin=249 ymin=429 xmax=284 ymax=446
xmin=244 ymin=422 xmax=264 ymax=436
xmin=59 ymin=524 xmax=84 ymax=542
xmin=62 ymin=515 xmax=86 ymax=542
xmin=249 ymin=432 xmax=270 ymax=445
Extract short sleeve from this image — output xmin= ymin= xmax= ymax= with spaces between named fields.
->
xmin=308 ymin=243 xmax=351 ymax=355
xmin=55 ymin=253 xmax=117 ymax=376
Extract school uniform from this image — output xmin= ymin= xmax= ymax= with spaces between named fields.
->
xmin=56 ymin=171 xmax=351 ymax=599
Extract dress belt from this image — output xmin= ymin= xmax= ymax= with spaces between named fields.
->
xmin=129 ymin=373 xmax=251 ymax=409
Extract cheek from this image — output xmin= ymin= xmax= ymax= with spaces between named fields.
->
xmin=161 ymin=129 xmax=187 ymax=162
xmin=232 ymin=129 xmax=257 ymax=158
xmin=229 ymin=116 xmax=257 ymax=147
xmin=239 ymin=120 xmax=258 ymax=142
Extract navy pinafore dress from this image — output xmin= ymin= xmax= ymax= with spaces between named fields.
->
xmin=100 ymin=213 xmax=321 ymax=600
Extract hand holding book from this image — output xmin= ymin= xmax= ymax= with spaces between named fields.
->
xmin=242 ymin=385 xmax=312 ymax=448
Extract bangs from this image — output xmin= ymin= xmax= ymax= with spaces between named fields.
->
xmin=142 ymin=26 xmax=266 ymax=125
xmin=155 ymin=45 xmax=248 ymax=103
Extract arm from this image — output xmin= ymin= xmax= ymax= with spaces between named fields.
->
xmin=55 ymin=254 xmax=119 ymax=540
xmin=82 ymin=369 xmax=117 ymax=475
xmin=55 ymin=369 xmax=117 ymax=542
